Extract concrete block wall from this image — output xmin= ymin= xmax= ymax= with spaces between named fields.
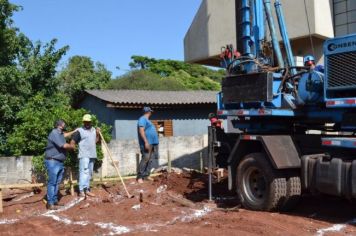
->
xmin=95 ymin=135 xmax=208 ymax=178
xmin=0 ymin=156 xmax=33 ymax=184
xmin=0 ymin=136 xmax=209 ymax=183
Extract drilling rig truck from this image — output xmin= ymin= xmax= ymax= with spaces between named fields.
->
xmin=209 ymin=0 xmax=356 ymax=211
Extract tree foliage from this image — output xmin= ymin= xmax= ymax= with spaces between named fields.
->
xmin=6 ymin=92 xmax=111 ymax=174
xmin=58 ymin=56 xmax=112 ymax=106
xmin=0 ymin=0 xmax=71 ymax=152
xmin=0 ymin=0 xmax=111 ymax=177
xmin=109 ymin=56 xmax=223 ymax=91
xmin=0 ymin=0 xmax=22 ymax=66
xmin=129 ymin=55 xmax=225 ymax=81
xmin=107 ymin=70 xmax=186 ymax=91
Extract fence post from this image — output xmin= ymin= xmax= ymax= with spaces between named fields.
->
xmin=136 ymin=153 xmax=140 ymax=174
xmin=69 ymin=168 xmax=74 ymax=196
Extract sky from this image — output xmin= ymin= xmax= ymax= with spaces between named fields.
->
xmin=11 ymin=0 xmax=202 ymax=77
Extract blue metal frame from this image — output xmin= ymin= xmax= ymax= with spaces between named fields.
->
xmin=217 ymin=0 xmax=356 ymax=135
xmin=218 ymin=108 xmax=296 ymax=117
xmin=252 ymin=0 xmax=265 ymax=58
xmin=263 ymin=0 xmax=284 ymax=68
xmin=274 ymin=0 xmax=296 ymax=75
xmin=241 ymin=0 xmax=252 ymax=57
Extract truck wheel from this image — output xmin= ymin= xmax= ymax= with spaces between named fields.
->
xmin=281 ymin=176 xmax=301 ymax=211
xmin=237 ymin=153 xmax=287 ymax=211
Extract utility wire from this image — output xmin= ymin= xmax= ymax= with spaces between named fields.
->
xmin=303 ymin=0 xmax=315 ymax=56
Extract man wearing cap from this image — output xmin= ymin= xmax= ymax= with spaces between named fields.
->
xmin=44 ymin=120 xmax=77 ymax=210
xmin=71 ymin=114 xmax=101 ymax=198
xmin=304 ymin=55 xmax=324 ymax=73
xmin=137 ymin=106 xmax=159 ymax=183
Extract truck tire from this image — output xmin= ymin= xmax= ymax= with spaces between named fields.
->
xmin=237 ymin=153 xmax=287 ymax=211
xmin=281 ymin=176 xmax=301 ymax=211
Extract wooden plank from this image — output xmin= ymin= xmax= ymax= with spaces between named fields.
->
xmin=63 ymin=173 xmax=162 ymax=185
xmin=0 ymin=183 xmax=44 ymax=189
xmin=69 ymin=168 xmax=74 ymax=196
xmin=0 ymin=189 xmax=3 ymax=213
xmin=167 ymin=192 xmax=196 ymax=208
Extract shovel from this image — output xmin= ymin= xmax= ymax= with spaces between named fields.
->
xmin=98 ymin=131 xmax=134 ymax=199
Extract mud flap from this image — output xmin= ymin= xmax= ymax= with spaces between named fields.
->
xmin=260 ymin=136 xmax=301 ymax=169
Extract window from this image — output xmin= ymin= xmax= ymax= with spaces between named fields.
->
xmin=151 ymin=120 xmax=173 ymax=137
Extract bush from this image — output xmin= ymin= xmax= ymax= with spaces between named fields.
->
xmin=6 ymin=92 xmax=111 ymax=177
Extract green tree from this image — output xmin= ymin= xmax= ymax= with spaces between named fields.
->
xmin=168 ymin=70 xmax=220 ymax=90
xmin=129 ymin=55 xmax=225 ymax=82
xmin=0 ymin=0 xmax=22 ymax=66
xmin=58 ymin=56 xmax=112 ymax=106
xmin=0 ymin=0 xmax=69 ymax=152
xmin=109 ymin=56 xmax=222 ymax=91
xmin=6 ymin=92 xmax=111 ymax=174
xmin=129 ymin=55 xmax=156 ymax=70
xmin=107 ymin=70 xmax=186 ymax=91
xmin=21 ymin=39 xmax=69 ymax=95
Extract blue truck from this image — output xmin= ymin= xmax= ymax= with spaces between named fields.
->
xmin=209 ymin=0 xmax=356 ymax=211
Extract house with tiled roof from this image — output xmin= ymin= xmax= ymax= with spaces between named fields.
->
xmin=80 ymin=90 xmax=218 ymax=140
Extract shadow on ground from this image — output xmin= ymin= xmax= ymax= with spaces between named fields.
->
xmin=174 ymin=171 xmax=356 ymax=227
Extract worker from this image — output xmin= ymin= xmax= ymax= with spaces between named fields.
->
xmin=71 ymin=114 xmax=101 ymax=198
xmin=208 ymin=113 xmax=223 ymax=129
xmin=304 ymin=55 xmax=324 ymax=73
xmin=137 ymin=106 xmax=159 ymax=184
xmin=44 ymin=120 xmax=77 ymax=210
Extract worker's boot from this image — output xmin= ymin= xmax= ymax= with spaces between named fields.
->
xmin=54 ymin=201 xmax=65 ymax=207
xmin=46 ymin=203 xmax=60 ymax=210
xmin=85 ymin=191 xmax=96 ymax=197
xmin=78 ymin=192 xmax=86 ymax=198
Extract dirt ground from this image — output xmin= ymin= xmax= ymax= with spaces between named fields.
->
xmin=0 ymin=171 xmax=356 ymax=236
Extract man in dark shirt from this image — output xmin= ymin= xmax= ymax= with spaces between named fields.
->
xmin=44 ymin=120 xmax=76 ymax=210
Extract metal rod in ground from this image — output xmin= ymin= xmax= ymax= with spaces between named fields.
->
xmin=99 ymin=131 xmax=133 ymax=198
xmin=208 ymin=127 xmax=214 ymax=201
xmin=200 ymin=151 xmax=203 ymax=173
xmin=167 ymin=150 xmax=171 ymax=173
xmin=208 ymin=164 xmax=212 ymax=201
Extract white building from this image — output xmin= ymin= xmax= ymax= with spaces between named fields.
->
xmin=184 ymin=0 xmax=356 ymax=67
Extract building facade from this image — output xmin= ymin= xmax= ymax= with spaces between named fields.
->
xmin=80 ymin=90 xmax=218 ymax=140
xmin=185 ymin=0 xmax=355 ymax=67
xmin=334 ymin=0 xmax=356 ymax=36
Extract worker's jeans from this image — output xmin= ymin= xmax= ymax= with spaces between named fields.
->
xmin=137 ymin=145 xmax=159 ymax=179
xmin=79 ymin=157 xmax=95 ymax=193
xmin=45 ymin=159 xmax=64 ymax=205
